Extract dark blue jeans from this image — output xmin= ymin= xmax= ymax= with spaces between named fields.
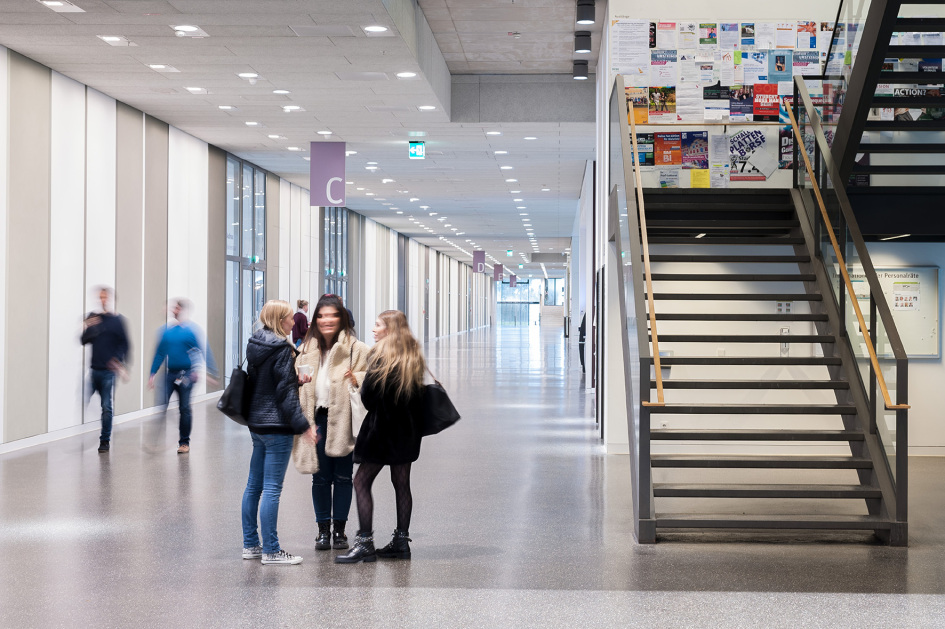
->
xmin=89 ymin=369 xmax=115 ymax=442
xmin=165 ymin=370 xmax=194 ymax=446
xmin=242 ymin=432 xmax=294 ymax=554
xmin=312 ymin=410 xmax=354 ymax=523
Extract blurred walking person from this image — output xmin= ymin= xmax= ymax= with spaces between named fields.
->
xmin=292 ymin=299 xmax=309 ymax=347
xmin=81 ymin=286 xmax=130 ymax=453
xmin=336 ymin=310 xmax=426 ymax=564
xmin=297 ymin=294 xmax=369 ymax=552
xmin=241 ymin=300 xmax=317 ymax=565
xmin=148 ymin=299 xmax=218 ymax=454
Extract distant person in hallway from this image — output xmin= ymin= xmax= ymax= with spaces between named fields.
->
xmin=292 ymin=299 xmax=309 ymax=347
xmin=241 ymin=299 xmax=316 ymax=566
xmin=297 ymin=294 xmax=369 ymax=553
xmin=147 ymin=299 xmax=218 ymax=454
xmin=578 ymin=312 xmax=586 ymax=374
xmin=81 ymin=286 xmax=130 ymax=454
xmin=336 ymin=310 xmax=426 ymax=564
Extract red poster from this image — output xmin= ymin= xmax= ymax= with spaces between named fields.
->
xmin=654 ymin=132 xmax=682 ymax=166
xmin=753 ymin=84 xmax=780 ymax=122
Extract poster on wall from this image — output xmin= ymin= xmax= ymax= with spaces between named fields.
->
xmin=729 ymin=129 xmax=768 ymax=181
xmin=650 ymin=49 xmax=678 ymax=85
xmin=678 ymin=22 xmax=698 ymax=48
xmin=659 ymin=169 xmax=680 ymax=188
xmin=755 ymin=22 xmax=778 ymax=50
xmin=635 ymin=133 xmax=655 ymax=169
xmin=657 ymin=22 xmax=677 ymax=49
xmin=681 ymin=131 xmax=709 ymax=169
xmin=720 ymin=23 xmax=739 ymax=49
xmin=819 ymin=22 xmax=842 ymax=53
xmin=768 ymin=51 xmax=793 ymax=84
xmin=648 ymin=86 xmax=677 ymax=121
xmin=710 ymin=133 xmax=731 ymax=188
xmin=654 ymin=132 xmax=683 ymax=166
xmin=753 ymin=83 xmax=780 ymax=121
xmin=776 ymin=22 xmax=797 ymax=48
xmin=729 ymin=85 xmax=754 ymax=121
xmin=649 ymin=21 xmax=657 ymax=48
xmin=699 ymin=23 xmax=719 ymax=48
xmin=797 ymin=21 xmax=817 ymax=49
xmin=676 ymin=84 xmax=705 ymax=121
xmin=610 ymin=19 xmax=651 ymax=83
xmin=742 ymin=51 xmax=768 ymax=85
xmin=793 ymin=50 xmax=821 ymax=77
xmin=703 ymin=82 xmax=731 ymax=120
xmin=741 ymin=23 xmax=756 ymax=48
xmin=626 ymin=87 xmax=649 ymax=124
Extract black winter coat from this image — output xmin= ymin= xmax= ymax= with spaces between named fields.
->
xmin=246 ymin=329 xmax=309 ymax=435
xmin=354 ymin=370 xmax=424 ymax=465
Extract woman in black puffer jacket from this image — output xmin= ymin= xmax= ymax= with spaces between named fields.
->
xmin=241 ymin=300 xmax=317 ymax=566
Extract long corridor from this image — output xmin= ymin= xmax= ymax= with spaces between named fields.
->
xmin=1 ymin=325 xmax=944 ymax=627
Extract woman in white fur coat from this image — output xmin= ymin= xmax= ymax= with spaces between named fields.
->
xmin=296 ymin=294 xmax=369 ymax=552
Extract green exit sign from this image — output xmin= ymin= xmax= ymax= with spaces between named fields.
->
xmin=408 ymin=141 xmax=425 ymax=159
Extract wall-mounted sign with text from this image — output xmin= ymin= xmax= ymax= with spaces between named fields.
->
xmin=408 ymin=140 xmax=425 ymax=159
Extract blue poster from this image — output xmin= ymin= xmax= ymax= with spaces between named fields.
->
xmin=768 ymin=50 xmax=793 ymax=84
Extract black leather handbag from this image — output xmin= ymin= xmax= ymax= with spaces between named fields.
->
xmin=421 ymin=375 xmax=460 ymax=436
xmin=217 ymin=362 xmax=250 ymax=426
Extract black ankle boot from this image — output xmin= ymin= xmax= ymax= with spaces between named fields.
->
xmin=332 ymin=519 xmax=349 ymax=549
xmin=315 ymin=522 xmax=331 ymax=550
xmin=376 ymin=529 xmax=411 ymax=559
xmin=334 ymin=531 xmax=376 ymax=564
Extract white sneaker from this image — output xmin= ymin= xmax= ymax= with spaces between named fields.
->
xmin=261 ymin=549 xmax=303 ymax=565
xmin=242 ymin=546 xmax=263 ymax=560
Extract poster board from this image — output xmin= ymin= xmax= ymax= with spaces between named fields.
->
xmin=848 ymin=266 xmax=940 ymax=358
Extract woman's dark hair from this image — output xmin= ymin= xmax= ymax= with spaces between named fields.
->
xmin=302 ymin=294 xmax=352 ymax=352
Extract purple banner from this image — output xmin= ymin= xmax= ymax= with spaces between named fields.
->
xmin=493 ymin=264 xmax=503 ymax=282
xmin=510 ymin=274 xmax=517 ymax=287
xmin=472 ymin=250 xmax=485 ymax=273
xmin=310 ymin=142 xmax=346 ymax=207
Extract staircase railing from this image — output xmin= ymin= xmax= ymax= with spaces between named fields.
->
xmin=609 ymin=74 xmax=657 ymax=541
xmin=789 ymin=76 xmax=910 ymax=524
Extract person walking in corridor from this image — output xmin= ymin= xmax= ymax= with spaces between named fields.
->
xmin=297 ymin=294 xmax=369 ymax=553
xmin=292 ymin=299 xmax=309 ymax=347
xmin=148 ymin=299 xmax=218 ymax=454
xmin=336 ymin=310 xmax=426 ymax=564
xmin=241 ymin=299 xmax=316 ymax=565
xmin=81 ymin=286 xmax=130 ymax=453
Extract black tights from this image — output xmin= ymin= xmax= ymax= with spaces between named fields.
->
xmin=354 ymin=462 xmax=412 ymax=533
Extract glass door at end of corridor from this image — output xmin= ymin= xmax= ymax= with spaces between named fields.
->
xmin=496 ymin=279 xmax=542 ymax=326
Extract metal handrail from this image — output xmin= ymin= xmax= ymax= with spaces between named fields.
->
xmin=784 ymin=98 xmax=909 ymax=411
xmin=628 ymin=105 xmax=664 ymax=407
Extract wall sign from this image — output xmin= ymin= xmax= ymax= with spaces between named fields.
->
xmin=310 ymin=142 xmax=346 ymax=207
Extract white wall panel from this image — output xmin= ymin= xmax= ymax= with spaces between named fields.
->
xmin=85 ymin=88 xmax=117 ymax=310
xmin=167 ymin=127 xmax=210 ymax=396
xmin=0 ymin=47 xmax=8 ymax=437
xmin=279 ymin=179 xmax=291 ymax=300
xmin=290 ymin=185 xmax=302 ymax=306
xmin=48 ymin=73 xmax=87 ymax=432
xmin=364 ymin=220 xmax=377 ymax=323
xmin=300 ymin=190 xmax=311 ymax=305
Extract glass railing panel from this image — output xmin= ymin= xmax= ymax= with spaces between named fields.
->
xmin=875 ymin=321 xmax=899 ymax=480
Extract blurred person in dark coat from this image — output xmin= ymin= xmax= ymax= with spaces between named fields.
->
xmin=81 ymin=286 xmax=130 ymax=453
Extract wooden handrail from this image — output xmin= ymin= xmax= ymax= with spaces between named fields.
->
xmin=628 ymin=104 xmax=665 ymax=407
xmin=784 ymin=100 xmax=909 ymax=411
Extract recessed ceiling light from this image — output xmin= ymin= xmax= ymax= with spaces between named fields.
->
xmin=486 ymin=131 xmax=502 ymax=136
xmin=43 ymin=1 xmax=64 ymax=5
xmin=185 ymin=87 xmax=208 ymax=93
xmin=174 ymin=25 xmax=199 ymax=32
xmin=364 ymin=25 xmax=388 ymax=33
xmin=282 ymin=105 xmax=302 ymax=111
xmin=218 ymin=105 xmax=236 ymax=110
xmin=541 ymin=188 xmax=551 ymax=191
xmin=524 ymin=136 xmax=537 ymax=140
xmin=417 ymin=105 xmax=436 ymax=111
xmin=510 ymin=190 xmax=521 ymax=194
xmin=494 ymin=150 xmax=508 ymax=155
xmin=317 ymin=130 xmax=332 ymax=135
xmin=396 ymin=71 xmax=417 ymax=78
xmin=505 ymin=179 xmax=518 ymax=183
xmin=366 ymin=192 xmax=375 ymax=196
xmin=287 ymin=146 xmax=301 ymax=151
xmin=410 ymin=198 xmax=420 ymax=202
xmin=245 ymin=121 xmax=260 ymax=126
xmin=238 ymin=72 xmax=259 ymax=79
xmin=500 ymin=166 xmax=513 ymax=170
xmin=396 ymin=211 xmax=403 ymax=214
xmin=98 ymin=35 xmax=132 ymax=46
xmin=517 ymin=206 xmax=527 ymax=209
xmin=273 ymin=89 xmax=291 ymax=95
xmin=420 ymin=205 xmax=429 ymax=209
xmin=267 ymin=134 xmax=281 ymax=139
xmin=149 ymin=64 xmax=165 ymax=69
xmin=367 ymin=161 xmax=378 ymax=165
xmin=365 ymin=166 xmax=378 ymax=170
xmin=356 ymin=187 xmax=365 ymax=191
xmin=302 ymin=157 xmax=310 ymax=161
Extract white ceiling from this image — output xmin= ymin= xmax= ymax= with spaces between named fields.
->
xmin=0 ymin=0 xmax=601 ymax=279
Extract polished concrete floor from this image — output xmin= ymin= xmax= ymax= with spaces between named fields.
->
xmin=1 ymin=324 xmax=944 ymax=628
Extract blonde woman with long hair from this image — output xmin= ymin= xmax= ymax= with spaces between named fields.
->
xmin=241 ymin=300 xmax=317 ymax=566
xmin=336 ymin=310 xmax=426 ymax=564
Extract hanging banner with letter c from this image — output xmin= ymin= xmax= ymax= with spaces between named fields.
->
xmin=310 ymin=142 xmax=346 ymax=207
xmin=472 ymin=251 xmax=485 ymax=273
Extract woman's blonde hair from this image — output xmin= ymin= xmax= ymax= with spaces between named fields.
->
xmin=259 ymin=299 xmax=293 ymax=338
xmin=368 ymin=310 xmax=425 ymax=401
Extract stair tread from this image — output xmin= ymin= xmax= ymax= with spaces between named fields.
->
xmin=654 ymin=356 xmax=841 ymax=365
xmin=644 ymin=203 xmax=794 ymax=211
xmin=654 ymin=483 xmax=882 ymax=498
xmin=655 ymin=514 xmax=893 ymax=529
xmin=852 ymin=164 xmax=945 ymax=174
xmin=649 ymin=255 xmax=810 ymax=262
xmin=648 ymin=274 xmax=816 ymax=281
xmin=651 ymin=454 xmax=871 ymax=468
xmin=650 ymin=429 xmax=863 ymax=440
xmin=654 ymin=313 xmax=828 ymax=321
xmin=652 ymin=334 xmax=833 ymax=342
xmin=648 ymin=293 xmax=822 ymax=300
xmin=856 ymin=143 xmax=945 ymax=154
xmin=886 ymin=45 xmax=945 ymax=57
xmin=651 ymin=379 xmax=848 ymax=389
xmin=864 ymin=119 xmax=945 ymax=130
xmin=647 ymin=220 xmax=798 ymax=228
xmin=648 ymin=236 xmax=804 ymax=244
xmin=647 ymin=404 xmax=856 ymax=414
xmin=877 ymin=71 xmax=945 ymax=83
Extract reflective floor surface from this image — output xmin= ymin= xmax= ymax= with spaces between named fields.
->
xmin=1 ymin=324 xmax=943 ymax=627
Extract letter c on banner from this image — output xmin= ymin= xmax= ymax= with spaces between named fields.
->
xmin=326 ymin=177 xmax=343 ymax=205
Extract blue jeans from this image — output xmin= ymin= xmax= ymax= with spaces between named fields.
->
xmin=312 ymin=411 xmax=354 ymax=523
xmin=165 ymin=370 xmax=194 ymax=446
xmin=89 ymin=369 xmax=115 ymax=442
xmin=241 ymin=432 xmax=294 ymax=554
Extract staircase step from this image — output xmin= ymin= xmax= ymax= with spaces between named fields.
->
xmin=864 ymin=119 xmax=945 ymax=131
xmin=648 ymin=236 xmax=805 ymax=245
xmin=650 ymin=380 xmax=848 ymax=390
xmin=886 ymin=45 xmax=945 ymax=58
xmin=654 ymin=313 xmax=828 ymax=322
xmin=652 ymin=334 xmax=833 ymax=343
xmin=649 ymin=255 xmax=811 ymax=263
xmin=852 ymin=164 xmax=945 ymax=175
xmin=653 ymin=484 xmax=882 ymax=499
xmin=644 ymin=202 xmax=793 ymax=212
xmin=877 ymin=71 xmax=945 ymax=84
xmin=646 ymin=220 xmax=798 ymax=229
xmin=654 ymin=356 xmax=841 ymax=365
xmin=647 ymin=404 xmax=856 ymax=414
xmin=871 ymin=95 xmax=945 ymax=107
xmin=654 ymin=514 xmax=892 ymax=530
xmin=650 ymin=455 xmax=871 ymax=468
xmin=650 ymin=429 xmax=863 ymax=441
xmin=856 ymin=143 xmax=945 ymax=154
xmin=647 ymin=293 xmax=822 ymax=301
xmin=648 ymin=273 xmax=815 ymax=282
xmin=895 ymin=17 xmax=945 ymax=32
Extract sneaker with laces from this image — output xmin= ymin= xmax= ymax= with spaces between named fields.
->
xmin=177 ymin=444 xmax=190 ymax=454
xmin=261 ymin=549 xmax=303 ymax=565
xmin=98 ymin=440 xmax=110 ymax=453
xmin=242 ymin=546 xmax=263 ymax=560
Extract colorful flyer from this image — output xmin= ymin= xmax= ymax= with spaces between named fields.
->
xmin=656 ymin=22 xmax=677 ymax=49
xmin=626 ymin=87 xmax=649 ymax=124
xmin=797 ymin=21 xmax=817 ymax=50
xmin=650 ymin=49 xmax=678 ymax=85
xmin=729 ymin=85 xmax=754 ymax=121
xmin=681 ymin=131 xmax=709 ymax=169
xmin=690 ymin=169 xmax=710 ymax=188
xmin=768 ymin=51 xmax=793 ymax=84
xmin=654 ymin=132 xmax=683 ymax=166
xmin=729 ymin=129 xmax=768 ymax=181
xmin=699 ymin=23 xmax=718 ymax=47
xmin=635 ymin=133 xmax=655 ymax=169
xmin=720 ymin=23 xmax=739 ymax=49
xmin=740 ymin=23 xmax=756 ymax=48
xmin=648 ymin=87 xmax=677 ymax=121
xmin=753 ymin=83 xmax=780 ymax=121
